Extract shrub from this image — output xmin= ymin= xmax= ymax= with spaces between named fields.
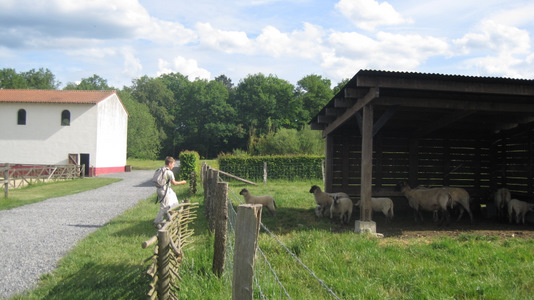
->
xmin=179 ymin=151 xmax=200 ymax=181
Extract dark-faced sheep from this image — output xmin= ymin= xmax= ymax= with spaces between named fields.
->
xmin=239 ymin=188 xmax=277 ymax=216
xmin=397 ymin=181 xmax=452 ymax=225
xmin=309 ymin=185 xmax=350 ymax=218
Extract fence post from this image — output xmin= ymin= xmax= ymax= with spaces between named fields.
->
xmin=263 ymin=162 xmax=267 ymax=184
xmin=212 ymin=182 xmax=228 ymax=277
xmin=321 ymin=159 xmax=325 ymax=185
xmin=4 ymin=166 xmax=9 ymax=198
xmin=157 ymin=228 xmax=171 ymax=300
xmin=232 ymin=204 xmax=262 ymax=300
xmin=208 ymin=169 xmax=219 ymax=232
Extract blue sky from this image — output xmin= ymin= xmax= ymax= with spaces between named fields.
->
xmin=1 ymin=0 xmax=533 ymax=88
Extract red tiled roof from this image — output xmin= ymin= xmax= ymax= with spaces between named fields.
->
xmin=0 ymin=89 xmax=117 ymax=104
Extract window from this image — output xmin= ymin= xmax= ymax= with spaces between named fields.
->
xmin=61 ymin=110 xmax=70 ymax=126
xmin=17 ymin=109 xmax=26 ymax=125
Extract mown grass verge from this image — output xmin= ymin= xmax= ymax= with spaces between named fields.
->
xmin=8 ymin=178 xmax=534 ymax=299
xmin=0 ymin=178 xmax=121 ymax=211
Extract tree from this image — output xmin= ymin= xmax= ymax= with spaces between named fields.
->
xmin=0 ymin=68 xmax=28 ymax=89
xmin=21 ymin=68 xmax=60 ymax=89
xmin=176 ymin=79 xmax=241 ymax=158
xmin=232 ymin=73 xmax=296 ymax=136
xmin=64 ymin=74 xmax=114 ymax=90
xmin=118 ymin=90 xmax=161 ymax=159
xmin=295 ymin=74 xmax=333 ymax=125
xmin=130 ymin=76 xmax=176 ymax=156
xmin=0 ymin=67 xmax=60 ymax=89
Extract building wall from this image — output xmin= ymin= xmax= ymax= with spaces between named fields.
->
xmin=0 ymin=102 xmax=98 ymax=165
xmin=0 ymin=95 xmax=128 ymax=176
xmin=94 ymin=94 xmax=128 ymax=175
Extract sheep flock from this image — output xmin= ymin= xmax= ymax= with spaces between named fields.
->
xmin=238 ymin=183 xmax=534 ymax=227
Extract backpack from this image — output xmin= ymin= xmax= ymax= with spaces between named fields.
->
xmin=152 ymin=166 xmax=169 ymax=189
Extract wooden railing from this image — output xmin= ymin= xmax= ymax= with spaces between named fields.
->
xmin=1 ymin=164 xmax=85 ymax=197
xmin=142 ymin=202 xmax=198 ymax=300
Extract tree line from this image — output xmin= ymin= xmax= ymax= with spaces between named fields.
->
xmin=1 ymin=68 xmax=349 ymax=159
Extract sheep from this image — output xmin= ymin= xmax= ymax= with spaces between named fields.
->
xmin=330 ymin=196 xmax=353 ymax=224
xmin=507 ymin=199 xmax=534 ymax=224
xmin=239 ymin=188 xmax=277 ymax=216
xmin=397 ymin=181 xmax=452 ymax=225
xmin=494 ymin=187 xmax=511 ymax=221
xmin=354 ymin=197 xmax=394 ymax=223
xmin=309 ymin=185 xmax=350 ymax=218
xmin=444 ymin=187 xmax=474 ymax=223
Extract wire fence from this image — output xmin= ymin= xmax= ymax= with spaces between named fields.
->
xmin=223 ymin=182 xmax=340 ymax=300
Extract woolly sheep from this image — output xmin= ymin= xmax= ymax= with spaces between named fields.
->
xmin=330 ymin=196 xmax=353 ymax=224
xmin=397 ymin=181 xmax=452 ymax=225
xmin=239 ymin=188 xmax=277 ymax=216
xmin=444 ymin=187 xmax=473 ymax=223
xmin=355 ymin=197 xmax=394 ymax=223
xmin=309 ymin=185 xmax=350 ymax=217
xmin=507 ymin=199 xmax=534 ymax=224
xmin=495 ymin=187 xmax=511 ymax=221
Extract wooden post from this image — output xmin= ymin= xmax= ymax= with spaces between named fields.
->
xmin=263 ymin=162 xmax=267 ymax=184
xmin=212 ymin=182 xmax=228 ymax=277
xmin=360 ymin=104 xmax=373 ymax=222
xmin=209 ymin=169 xmax=219 ymax=232
xmin=325 ymin=134 xmax=333 ymax=192
xmin=232 ymin=204 xmax=262 ymax=300
xmin=4 ymin=167 xmax=9 ymax=198
xmin=321 ymin=159 xmax=325 ymax=186
xmin=157 ymin=229 xmax=171 ymax=300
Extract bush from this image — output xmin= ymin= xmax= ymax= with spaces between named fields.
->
xmin=218 ymin=154 xmax=324 ymax=181
xmin=179 ymin=151 xmax=200 ymax=181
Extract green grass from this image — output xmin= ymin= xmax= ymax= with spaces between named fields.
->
xmin=8 ymin=179 xmax=534 ymax=299
xmin=0 ymin=178 xmax=121 ymax=211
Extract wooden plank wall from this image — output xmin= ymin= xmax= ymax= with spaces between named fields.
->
xmin=327 ymin=132 xmax=530 ymax=204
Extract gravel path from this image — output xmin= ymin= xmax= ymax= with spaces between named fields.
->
xmin=0 ymin=170 xmax=156 ymax=299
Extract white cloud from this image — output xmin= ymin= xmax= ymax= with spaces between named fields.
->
xmin=335 ymin=0 xmax=413 ymax=31
xmin=196 ymin=22 xmax=254 ymax=54
xmin=323 ymin=30 xmax=449 ymax=79
xmin=0 ymin=0 xmax=196 ymax=49
xmin=256 ymin=23 xmax=326 ymax=59
xmin=157 ymin=56 xmax=211 ymax=80
xmin=123 ymin=49 xmax=143 ymax=78
xmin=454 ymin=20 xmax=530 ymax=55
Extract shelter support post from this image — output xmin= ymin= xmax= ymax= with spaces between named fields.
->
xmin=357 ymin=103 xmax=376 ymax=233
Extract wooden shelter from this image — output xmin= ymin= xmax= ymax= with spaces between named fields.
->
xmin=310 ymin=70 xmax=534 ymax=221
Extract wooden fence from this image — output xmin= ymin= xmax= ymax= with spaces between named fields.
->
xmin=142 ymin=202 xmax=198 ymax=300
xmin=201 ymin=163 xmax=264 ymax=299
xmin=1 ymin=164 xmax=85 ymax=197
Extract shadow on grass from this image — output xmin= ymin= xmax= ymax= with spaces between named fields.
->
xmin=40 ymin=262 xmax=150 ymax=300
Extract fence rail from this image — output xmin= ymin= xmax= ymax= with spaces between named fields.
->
xmin=142 ymin=202 xmax=199 ymax=300
xmin=1 ymin=164 xmax=85 ymax=197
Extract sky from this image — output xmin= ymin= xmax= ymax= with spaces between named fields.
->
xmin=1 ymin=0 xmax=533 ymax=89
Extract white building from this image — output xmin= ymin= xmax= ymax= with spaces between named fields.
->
xmin=0 ymin=89 xmax=129 ymax=176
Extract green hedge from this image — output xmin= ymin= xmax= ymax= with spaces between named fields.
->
xmin=178 ymin=151 xmax=200 ymax=181
xmin=218 ymin=155 xmax=324 ymax=181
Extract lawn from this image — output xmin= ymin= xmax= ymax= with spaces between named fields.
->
xmin=7 ymin=172 xmax=534 ymax=299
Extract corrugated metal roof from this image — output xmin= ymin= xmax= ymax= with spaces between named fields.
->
xmin=0 ymin=89 xmax=117 ymax=104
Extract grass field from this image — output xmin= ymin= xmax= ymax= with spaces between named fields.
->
xmin=6 ymin=161 xmax=534 ymax=299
